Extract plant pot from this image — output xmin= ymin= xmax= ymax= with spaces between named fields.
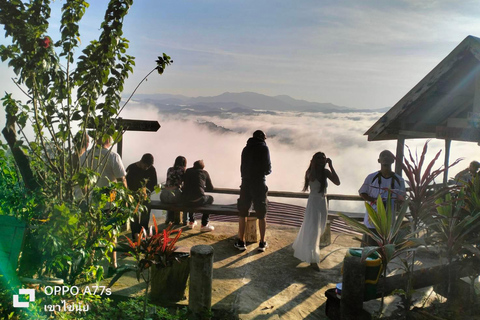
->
xmin=149 ymin=253 xmax=190 ymax=303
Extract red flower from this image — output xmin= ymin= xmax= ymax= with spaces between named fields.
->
xmin=37 ymin=36 xmax=51 ymax=48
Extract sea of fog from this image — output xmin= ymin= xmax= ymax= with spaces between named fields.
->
xmin=119 ymin=103 xmax=479 ymax=213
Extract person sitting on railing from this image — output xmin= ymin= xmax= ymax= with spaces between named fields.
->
xmin=292 ymin=152 xmax=340 ymax=271
xmin=182 ymin=160 xmax=215 ymax=232
xmin=359 ymin=150 xmax=405 ymax=247
xmin=160 ymin=156 xmax=187 ymax=225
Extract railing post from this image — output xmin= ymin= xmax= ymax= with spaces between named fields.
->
xmin=245 ymin=216 xmax=259 ymax=242
xmin=341 ymin=255 xmax=366 ymax=320
xmin=189 ymin=245 xmax=214 ymax=316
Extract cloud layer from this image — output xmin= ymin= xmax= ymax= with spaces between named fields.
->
xmin=119 ymin=104 xmax=478 ymax=212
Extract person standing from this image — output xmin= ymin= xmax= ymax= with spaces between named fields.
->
xmin=182 ymin=160 xmax=215 ymax=232
xmin=160 ymin=156 xmax=187 ymax=225
xmin=126 ymin=153 xmax=158 ymax=240
xmin=359 ymin=150 xmax=406 ymax=247
xmin=235 ymin=130 xmax=271 ymax=252
xmin=81 ymin=136 xmax=128 ymax=189
xmin=80 ymin=135 xmax=127 ymax=273
xmin=292 ymin=152 xmax=340 ymax=270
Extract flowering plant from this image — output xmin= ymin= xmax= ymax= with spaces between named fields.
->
xmin=125 ymin=215 xmax=185 ymax=274
xmin=108 ymin=215 xmax=187 ymax=318
xmin=108 ymin=215 xmax=187 ymax=286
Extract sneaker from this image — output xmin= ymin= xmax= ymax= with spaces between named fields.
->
xmin=200 ymin=224 xmax=214 ymax=232
xmin=188 ymin=221 xmax=197 ymax=229
xmin=258 ymin=241 xmax=268 ymax=252
xmin=234 ymin=240 xmax=247 ymax=251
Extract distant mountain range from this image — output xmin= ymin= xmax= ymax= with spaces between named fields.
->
xmin=127 ymin=92 xmax=389 ymax=114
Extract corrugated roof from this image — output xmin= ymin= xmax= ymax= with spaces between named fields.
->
xmin=366 ymin=35 xmax=480 ymax=142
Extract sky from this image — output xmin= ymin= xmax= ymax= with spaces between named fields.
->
xmin=2 ymin=1 xmax=480 ymax=213
xmin=2 ymin=0 xmax=480 ymax=109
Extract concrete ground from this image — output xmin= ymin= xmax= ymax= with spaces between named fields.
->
xmin=107 ymin=219 xmax=360 ymax=319
xmin=106 ymin=217 xmax=451 ymax=320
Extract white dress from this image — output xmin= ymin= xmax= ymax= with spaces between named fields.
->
xmin=292 ymin=179 xmax=328 ymax=263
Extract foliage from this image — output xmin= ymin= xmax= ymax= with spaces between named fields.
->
xmin=0 ymin=282 xmax=189 ymax=320
xmin=126 ymin=216 xmax=184 ymax=272
xmin=463 ymin=174 xmax=480 ymax=222
xmin=115 ymin=297 xmax=189 ymax=320
xmin=340 ymin=194 xmax=422 ymax=265
xmin=339 ymin=193 xmax=424 ymax=313
xmin=431 ymin=192 xmax=480 ymax=262
xmin=428 ymin=191 xmax=480 ymax=300
xmin=402 ymin=140 xmax=461 ymax=232
xmin=110 ymin=215 xmax=184 ymax=287
xmin=108 ymin=216 xmax=186 ymax=319
xmin=0 ymin=0 xmax=171 ymax=288
xmin=0 ymin=143 xmax=39 ymax=219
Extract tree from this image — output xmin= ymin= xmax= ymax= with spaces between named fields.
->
xmin=0 ymin=0 xmax=171 ymax=284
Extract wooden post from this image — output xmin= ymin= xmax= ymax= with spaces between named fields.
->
xmin=341 ymin=255 xmax=366 ymax=320
xmin=245 ymin=217 xmax=259 ymax=243
xmin=175 ymin=211 xmax=182 ymax=224
xmin=443 ymin=139 xmax=451 ymax=185
xmin=117 ymin=136 xmax=123 ymax=158
xmin=395 ymin=136 xmax=405 ymax=176
xmin=320 ymin=221 xmax=331 ymax=247
xmin=189 ymin=245 xmax=214 ymax=315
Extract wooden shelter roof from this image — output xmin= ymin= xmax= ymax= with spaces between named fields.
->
xmin=365 ymin=35 xmax=480 ymax=142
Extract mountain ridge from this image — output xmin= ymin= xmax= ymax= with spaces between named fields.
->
xmin=128 ymin=92 xmax=389 ymax=113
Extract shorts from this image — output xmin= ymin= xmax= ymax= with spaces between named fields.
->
xmin=237 ymin=181 xmax=268 ymax=219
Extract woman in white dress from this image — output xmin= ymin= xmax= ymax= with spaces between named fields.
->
xmin=292 ymin=152 xmax=340 ymax=270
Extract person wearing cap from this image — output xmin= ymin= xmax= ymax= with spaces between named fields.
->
xmin=126 ymin=153 xmax=158 ymax=240
xmin=358 ymin=150 xmax=406 ymax=247
xmin=235 ymin=130 xmax=272 ymax=252
xmin=454 ymin=160 xmax=480 ymax=186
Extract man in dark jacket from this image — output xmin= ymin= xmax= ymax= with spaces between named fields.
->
xmin=182 ymin=160 xmax=215 ymax=232
xmin=235 ymin=130 xmax=271 ymax=252
xmin=126 ymin=153 xmax=158 ymax=240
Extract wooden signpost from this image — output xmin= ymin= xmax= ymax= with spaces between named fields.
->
xmin=115 ymin=118 xmax=161 ymax=157
xmin=87 ymin=118 xmax=161 ymax=157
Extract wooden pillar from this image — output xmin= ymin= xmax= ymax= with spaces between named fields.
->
xmin=340 ymin=255 xmax=366 ymax=320
xmin=395 ymin=137 xmax=405 ymax=176
xmin=245 ymin=217 xmax=259 ymax=243
xmin=444 ymin=139 xmax=451 ymax=185
xmin=189 ymin=245 xmax=214 ymax=315
xmin=320 ymin=221 xmax=331 ymax=247
xmin=117 ymin=134 xmax=123 ymax=158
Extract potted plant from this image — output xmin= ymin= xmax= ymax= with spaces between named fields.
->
xmin=109 ymin=215 xmax=189 ymax=316
xmin=339 ymin=193 xmax=424 ymax=314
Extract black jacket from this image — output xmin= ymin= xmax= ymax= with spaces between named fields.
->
xmin=240 ymin=137 xmax=271 ymax=181
xmin=126 ymin=163 xmax=158 ymax=193
xmin=182 ymin=168 xmax=214 ymax=201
